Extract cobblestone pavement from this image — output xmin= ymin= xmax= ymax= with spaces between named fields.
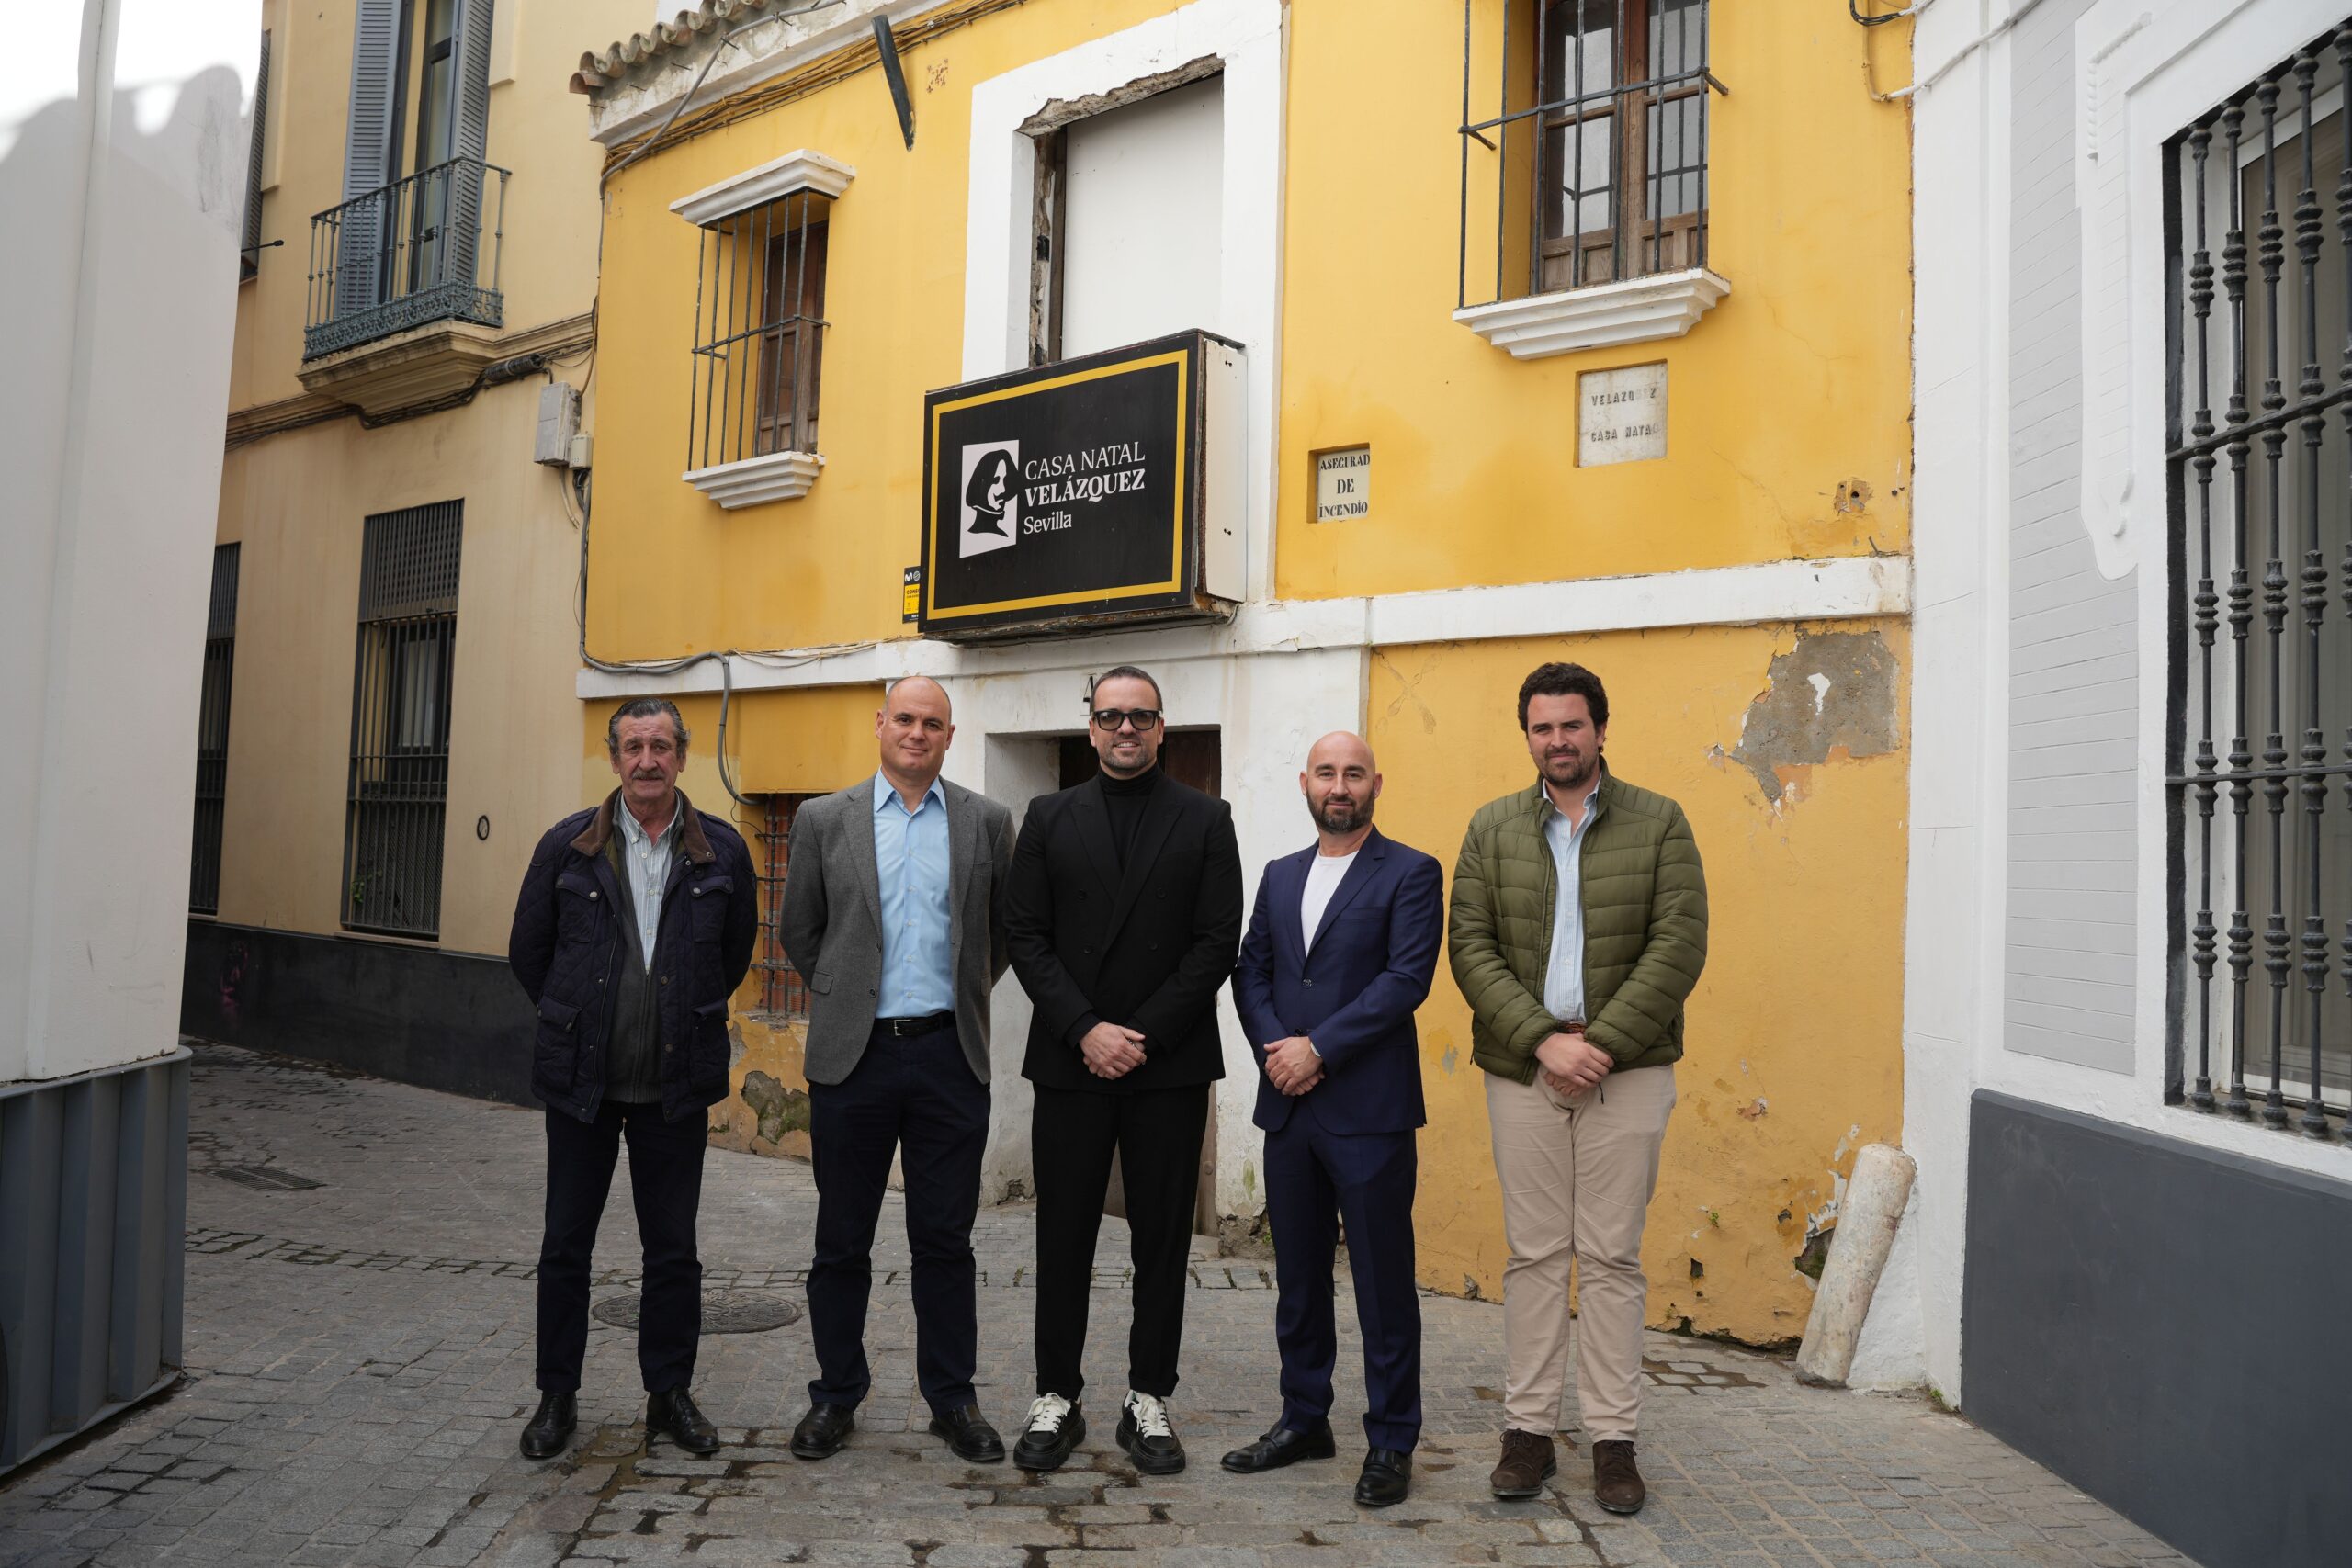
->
xmin=0 ymin=1044 xmax=2196 ymax=1568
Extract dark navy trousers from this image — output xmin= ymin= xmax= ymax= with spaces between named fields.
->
xmin=1264 ymin=1093 xmax=1422 ymax=1452
xmin=806 ymin=1019 xmax=989 ymax=1416
xmin=536 ymin=1099 xmax=707 ymax=1394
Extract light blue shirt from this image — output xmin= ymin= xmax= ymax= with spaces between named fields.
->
xmin=615 ymin=794 xmax=681 ymax=969
xmin=873 ymin=772 xmax=955 ymax=1018
xmin=1542 ymin=781 xmax=1604 ymax=1024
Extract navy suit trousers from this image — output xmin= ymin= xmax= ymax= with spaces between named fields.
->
xmin=536 ymin=1100 xmax=707 ymax=1394
xmin=1265 ymin=1092 xmax=1422 ymax=1451
xmin=806 ymin=1020 xmax=989 ymax=1415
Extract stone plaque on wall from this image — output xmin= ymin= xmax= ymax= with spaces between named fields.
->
xmin=1577 ymin=363 xmax=1667 ymax=467
xmin=1314 ymin=446 xmax=1370 ymax=521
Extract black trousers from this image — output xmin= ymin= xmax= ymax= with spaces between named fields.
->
xmin=536 ymin=1099 xmax=707 ymax=1394
xmin=807 ymin=1020 xmax=989 ymax=1415
xmin=1031 ymin=1082 xmax=1209 ymax=1401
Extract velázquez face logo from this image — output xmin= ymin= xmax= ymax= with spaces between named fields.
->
xmin=958 ymin=440 xmax=1020 ymax=558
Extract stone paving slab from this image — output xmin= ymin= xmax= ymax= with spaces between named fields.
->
xmin=0 ymin=1044 xmax=2198 ymax=1567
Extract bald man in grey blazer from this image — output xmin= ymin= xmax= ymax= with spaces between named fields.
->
xmin=779 ymin=676 xmax=1015 ymax=1465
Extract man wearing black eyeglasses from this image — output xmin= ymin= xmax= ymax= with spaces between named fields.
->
xmin=1002 ymin=664 xmax=1244 ymax=1476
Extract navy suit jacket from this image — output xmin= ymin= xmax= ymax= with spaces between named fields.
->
xmin=1232 ymin=828 xmax=1444 ymax=1134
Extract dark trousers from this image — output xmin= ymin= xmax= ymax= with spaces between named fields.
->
xmin=1266 ymin=1095 xmax=1422 ymax=1451
xmin=536 ymin=1100 xmax=707 ymax=1394
xmin=1031 ymin=1082 xmax=1209 ymax=1402
xmin=806 ymin=1020 xmax=989 ymax=1415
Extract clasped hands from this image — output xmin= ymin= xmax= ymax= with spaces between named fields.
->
xmin=1079 ymin=1021 xmax=1148 ymax=1079
xmin=1262 ymin=1036 xmax=1322 ymax=1097
xmin=1535 ymin=1029 xmax=1614 ymax=1099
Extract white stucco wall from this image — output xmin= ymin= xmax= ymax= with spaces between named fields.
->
xmin=0 ymin=0 xmax=260 ymax=1083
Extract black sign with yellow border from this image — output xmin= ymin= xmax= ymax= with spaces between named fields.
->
xmin=919 ymin=331 xmax=1232 ymax=640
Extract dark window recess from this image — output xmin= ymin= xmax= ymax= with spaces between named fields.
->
xmin=2166 ymin=22 xmax=2352 ymax=1140
xmin=1456 ymin=0 xmax=1722 ymax=310
xmin=190 ymin=544 xmax=241 ymax=915
xmin=749 ymin=794 xmax=815 ymax=1019
xmin=240 ymin=30 xmax=269 ymax=282
xmin=342 ymin=502 xmax=461 ymax=940
xmin=687 ymin=190 xmax=830 ymax=471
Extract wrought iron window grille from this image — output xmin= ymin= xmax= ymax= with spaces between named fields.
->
xmin=304 ymin=157 xmax=508 ymax=359
xmin=687 ymin=190 xmax=831 ymax=472
xmin=2165 ymin=22 xmax=2352 ymax=1140
xmin=190 ymin=545 xmax=240 ymax=916
xmin=1457 ymin=0 xmax=1722 ymax=311
xmin=749 ymin=794 xmax=813 ymax=1020
xmin=342 ymin=503 xmax=462 ymax=941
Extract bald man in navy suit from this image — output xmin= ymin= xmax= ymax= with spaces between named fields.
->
xmin=1223 ymin=732 xmax=1442 ymax=1509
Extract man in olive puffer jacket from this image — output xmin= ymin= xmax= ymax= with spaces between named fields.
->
xmin=1447 ymin=662 xmax=1707 ymax=1517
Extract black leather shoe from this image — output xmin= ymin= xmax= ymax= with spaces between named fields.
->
xmin=520 ymin=1392 xmax=575 ymax=1459
xmin=1114 ymin=1393 xmax=1185 ymax=1476
xmin=1012 ymin=1395 xmax=1084 ymax=1472
xmin=1355 ymin=1447 xmax=1412 ymax=1508
xmin=790 ymin=1402 xmax=856 ymax=1461
xmin=1220 ymin=1420 xmax=1336 ymax=1473
xmin=646 ymin=1387 xmax=720 ymax=1456
xmin=928 ymin=1404 xmax=1006 ymax=1463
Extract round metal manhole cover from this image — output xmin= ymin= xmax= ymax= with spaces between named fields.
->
xmin=592 ymin=1291 xmax=801 ymax=1334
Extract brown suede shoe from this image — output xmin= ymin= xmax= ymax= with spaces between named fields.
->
xmin=1591 ymin=1438 xmax=1646 ymax=1514
xmin=1488 ymin=1428 xmax=1557 ymax=1499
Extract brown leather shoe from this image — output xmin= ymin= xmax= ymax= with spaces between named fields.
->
xmin=1591 ymin=1438 xmax=1646 ymax=1514
xmin=1488 ymin=1428 xmax=1557 ymax=1498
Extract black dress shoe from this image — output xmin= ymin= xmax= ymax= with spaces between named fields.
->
xmin=646 ymin=1387 xmax=719 ymax=1456
xmin=1012 ymin=1395 xmax=1084 ymax=1472
xmin=927 ymin=1404 xmax=1007 ymax=1462
xmin=790 ymin=1402 xmax=856 ymax=1461
xmin=1355 ymin=1447 xmax=1412 ymax=1508
xmin=520 ymin=1392 xmax=575 ymax=1459
xmin=1220 ymin=1420 xmax=1336 ymax=1473
xmin=1114 ymin=1393 xmax=1185 ymax=1476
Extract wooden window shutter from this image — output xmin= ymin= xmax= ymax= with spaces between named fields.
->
xmin=336 ymin=0 xmax=402 ymax=316
xmin=445 ymin=0 xmax=496 ymax=289
xmin=240 ymin=30 xmax=269 ymax=280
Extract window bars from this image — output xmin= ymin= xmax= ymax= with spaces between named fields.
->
xmin=343 ymin=503 xmax=461 ymax=941
xmin=1458 ymin=0 xmax=1722 ymax=310
xmin=2167 ymin=23 xmax=2352 ymax=1139
xmin=687 ymin=191 xmax=831 ymax=472
xmin=750 ymin=795 xmax=811 ymax=1019
xmin=189 ymin=545 xmax=241 ymax=916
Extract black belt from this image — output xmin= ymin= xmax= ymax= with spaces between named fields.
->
xmin=873 ymin=1011 xmax=956 ymax=1038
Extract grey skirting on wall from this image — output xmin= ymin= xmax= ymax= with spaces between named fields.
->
xmin=1963 ymin=1089 xmax=2352 ymax=1568
xmin=0 ymin=1050 xmax=189 ymax=1475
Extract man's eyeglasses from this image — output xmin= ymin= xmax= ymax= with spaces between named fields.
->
xmin=1091 ymin=708 xmax=1162 ymax=733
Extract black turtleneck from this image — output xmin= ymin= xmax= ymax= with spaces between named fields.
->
xmin=1100 ymin=764 xmax=1159 ymax=868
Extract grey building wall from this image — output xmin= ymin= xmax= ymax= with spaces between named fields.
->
xmin=2005 ymin=0 xmax=2139 ymax=1075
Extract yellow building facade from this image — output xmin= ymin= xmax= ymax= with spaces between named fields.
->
xmin=569 ymin=0 xmax=1912 ymax=1346
xmin=188 ymin=0 xmax=649 ymax=1097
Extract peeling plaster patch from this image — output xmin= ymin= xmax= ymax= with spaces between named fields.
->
xmin=741 ymin=1070 xmax=808 ymax=1146
xmin=1833 ymin=478 xmax=1872 ymax=514
xmin=1017 ymin=54 xmax=1224 ymax=134
xmin=1724 ymin=630 xmax=1900 ymax=806
xmin=1439 ymin=1044 xmax=1458 ymax=1076
xmin=1736 ymin=1097 xmax=1768 ymax=1121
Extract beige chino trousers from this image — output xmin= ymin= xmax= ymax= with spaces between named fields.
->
xmin=1484 ymin=1063 xmax=1677 ymax=1441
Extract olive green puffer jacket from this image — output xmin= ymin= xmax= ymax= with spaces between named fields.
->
xmin=1448 ymin=769 xmax=1708 ymax=1083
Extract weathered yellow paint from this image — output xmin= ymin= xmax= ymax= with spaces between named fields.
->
xmin=574 ymin=685 xmax=886 ymax=807
xmin=1368 ymin=623 xmax=1909 ymax=1347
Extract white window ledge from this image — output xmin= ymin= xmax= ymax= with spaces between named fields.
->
xmin=669 ymin=149 xmax=854 ymax=227
xmin=1453 ymin=267 xmax=1730 ymax=360
xmin=684 ymin=450 xmax=824 ymax=509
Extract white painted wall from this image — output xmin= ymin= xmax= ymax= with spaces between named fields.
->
xmin=1059 ymin=75 xmax=1224 ymax=358
xmin=1904 ymin=0 xmax=2352 ymax=1406
xmin=0 ymin=0 xmax=259 ymax=1084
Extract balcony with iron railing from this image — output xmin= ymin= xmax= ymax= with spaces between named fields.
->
xmin=304 ymin=157 xmax=508 ymax=361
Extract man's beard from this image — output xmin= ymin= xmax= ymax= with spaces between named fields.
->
xmin=1544 ymin=750 xmax=1599 ymax=791
xmin=1310 ymin=795 xmax=1373 ymax=834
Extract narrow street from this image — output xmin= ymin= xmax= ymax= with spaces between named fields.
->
xmin=0 ymin=1045 xmax=2190 ymax=1568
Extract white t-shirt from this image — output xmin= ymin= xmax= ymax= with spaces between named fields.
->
xmin=1300 ymin=850 xmax=1359 ymax=952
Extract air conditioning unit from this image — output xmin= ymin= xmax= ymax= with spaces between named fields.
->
xmin=534 ymin=383 xmax=580 ymax=467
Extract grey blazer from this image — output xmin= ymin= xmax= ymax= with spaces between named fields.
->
xmin=778 ymin=774 xmax=1014 ymax=1085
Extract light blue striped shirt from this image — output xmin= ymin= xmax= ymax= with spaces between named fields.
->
xmin=873 ymin=772 xmax=955 ymax=1019
xmin=615 ymin=794 xmax=682 ymax=968
xmin=1541 ymin=782 xmax=1604 ymax=1024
